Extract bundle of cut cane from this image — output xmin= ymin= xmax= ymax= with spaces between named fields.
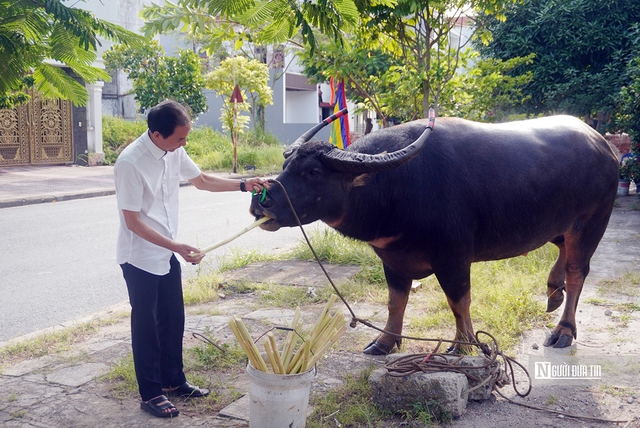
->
xmin=228 ymin=294 xmax=347 ymax=374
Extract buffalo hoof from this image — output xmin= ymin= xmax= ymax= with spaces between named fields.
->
xmin=363 ymin=339 xmax=401 ymax=355
xmin=546 ymin=286 xmax=565 ymax=313
xmin=543 ymin=332 xmax=573 ymax=348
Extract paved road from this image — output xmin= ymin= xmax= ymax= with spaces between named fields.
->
xmin=0 ymin=186 xmax=318 ymax=342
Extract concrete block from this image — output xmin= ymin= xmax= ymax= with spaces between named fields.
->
xmin=443 ymin=355 xmax=497 ymax=401
xmin=369 ymin=368 xmax=469 ymax=419
xmin=384 ymin=353 xmax=497 ymax=401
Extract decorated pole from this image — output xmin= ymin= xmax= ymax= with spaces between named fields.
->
xmin=230 ymin=84 xmax=243 ymax=173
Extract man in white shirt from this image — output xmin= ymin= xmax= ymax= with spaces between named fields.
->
xmin=114 ymin=100 xmax=264 ymax=418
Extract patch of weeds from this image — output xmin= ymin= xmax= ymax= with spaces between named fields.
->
xmin=188 ymin=342 xmax=247 ymax=371
xmin=183 ymin=273 xmax=224 ymax=305
xmin=546 ymin=394 xmax=558 ymax=405
xmin=568 ymin=348 xmax=578 ymax=356
xmin=612 ymin=336 xmax=632 ymax=343
xmin=0 ymin=318 xmax=119 ymax=366
xmin=11 ymin=409 xmax=26 ymax=419
xmin=217 ymin=248 xmax=280 ymax=272
xmin=584 ymin=297 xmax=610 ymax=306
xmin=614 ymin=302 xmax=640 ymax=312
xmin=220 ymin=280 xmax=261 ymax=295
xmin=307 ymin=366 xmax=391 ymax=428
xmin=612 ymin=314 xmax=632 ymax=328
xmin=598 ymin=272 xmax=640 ymax=297
xmin=600 ymin=385 xmax=635 ymax=397
xmin=398 ymin=400 xmax=450 ymax=425
xmin=8 ymin=392 xmax=17 ymax=402
xmin=257 ymin=283 xmax=327 ymax=308
xmin=100 ymin=354 xmax=138 ymax=399
xmin=287 ymin=229 xmax=379 ymax=267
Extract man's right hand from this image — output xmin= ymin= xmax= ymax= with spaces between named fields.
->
xmin=176 ymin=244 xmax=205 ymax=264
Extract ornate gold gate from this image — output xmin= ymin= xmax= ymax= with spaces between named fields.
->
xmin=0 ymin=91 xmax=74 ymax=166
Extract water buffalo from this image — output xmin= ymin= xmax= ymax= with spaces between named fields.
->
xmin=250 ymin=112 xmax=619 ymax=354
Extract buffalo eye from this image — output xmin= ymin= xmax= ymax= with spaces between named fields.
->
xmin=307 ymin=168 xmax=321 ymax=178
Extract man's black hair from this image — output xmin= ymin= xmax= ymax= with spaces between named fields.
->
xmin=147 ymin=100 xmax=191 ymax=138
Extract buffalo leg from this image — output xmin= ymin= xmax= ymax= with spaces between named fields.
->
xmin=363 ymin=265 xmax=411 ymax=355
xmin=547 ymin=236 xmax=566 ymax=312
xmin=436 ymin=263 xmax=474 ymax=353
xmin=544 ymin=215 xmax=610 ymax=348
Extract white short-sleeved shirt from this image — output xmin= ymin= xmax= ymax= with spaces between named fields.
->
xmin=114 ymin=130 xmax=201 ymax=275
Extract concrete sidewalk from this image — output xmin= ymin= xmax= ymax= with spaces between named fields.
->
xmin=0 ymin=260 xmax=366 ymax=428
xmin=0 ymin=165 xmax=116 ymax=208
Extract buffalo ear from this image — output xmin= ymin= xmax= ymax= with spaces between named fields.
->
xmin=351 ymin=173 xmax=373 ymax=188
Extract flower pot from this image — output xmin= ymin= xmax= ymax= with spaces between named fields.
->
xmin=618 ymin=180 xmax=630 ymax=196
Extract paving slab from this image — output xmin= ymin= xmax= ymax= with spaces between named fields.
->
xmin=223 ymin=260 xmax=361 ymax=287
xmin=45 ymin=362 xmax=111 ymax=387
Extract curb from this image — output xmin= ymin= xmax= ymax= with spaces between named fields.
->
xmin=0 ymin=190 xmax=117 ymax=209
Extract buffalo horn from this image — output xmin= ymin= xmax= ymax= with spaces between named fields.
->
xmin=320 ymin=108 xmax=436 ymax=174
xmin=283 ymin=108 xmax=349 ymax=159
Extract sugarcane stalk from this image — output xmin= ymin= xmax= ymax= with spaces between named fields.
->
xmin=305 ymin=324 xmax=347 ymax=370
xmin=310 ymin=314 xmax=346 ymax=354
xmin=308 ymin=295 xmax=338 ymax=339
xmin=228 ymin=318 xmax=259 ymax=367
xmin=190 ymin=217 xmax=269 ymax=257
xmin=229 ymin=317 xmax=268 ymax=372
xmin=267 ymin=332 xmax=286 ymax=374
xmin=264 ymin=338 xmax=282 ymax=374
xmin=281 ymin=308 xmax=301 ymax=368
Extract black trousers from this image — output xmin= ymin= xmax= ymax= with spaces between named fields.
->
xmin=120 ymin=255 xmax=187 ymax=401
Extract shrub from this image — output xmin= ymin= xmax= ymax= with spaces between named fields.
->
xmin=102 ymin=116 xmax=147 ymax=165
xmin=101 ymin=116 xmax=284 ymax=172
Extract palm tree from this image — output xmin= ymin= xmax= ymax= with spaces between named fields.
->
xmin=0 ymin=0 xmax=144 ymax=109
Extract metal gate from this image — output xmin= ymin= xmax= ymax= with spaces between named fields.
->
xmin=0 ymin=91 xmax=74 ymax=166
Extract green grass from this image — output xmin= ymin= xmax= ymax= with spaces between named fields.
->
xmin=307 ymin=366 xmax=392 ymax=428
xmin=403 ymin=245 xmax=555 ymax=352
xmin=100 ymin=353 xmax=138 ymax=399
xmin=182 ymin=271 xmax=224 ymax=305
xmin=0 ymin=317 xmax=122 ymax=367
xmin=597 ymin=272 xmax=640 ymax=297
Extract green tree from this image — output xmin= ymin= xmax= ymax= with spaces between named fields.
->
xmin=357 ymin=0 xmax=515 ymax=118
xmin=140 ymin=0 xmax=359 ymax=52
xmin=0 ymin=0 xmax=143 ymax=109
xmin=441 ymin=53 xmax=535 ymax=121
xmin=299 ymin=33 xmax=532 ymax=124
xmin=103 ymin=40 xmax=207 ymax=115
xmin=478 ymin=0 xmax=640 ymax=127
xmin=204 ymin=56 xmax=273 ymax=171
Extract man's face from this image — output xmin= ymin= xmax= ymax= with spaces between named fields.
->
xmin=151 ymin=123 xmax=191 ymax=152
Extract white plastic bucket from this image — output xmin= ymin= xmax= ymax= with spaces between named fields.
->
xmin=246 ymin=363 xmax=314 ymax=428
xmin=618 ymin=180 xmax=630 ymax=196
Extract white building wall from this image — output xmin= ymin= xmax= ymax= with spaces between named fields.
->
xmin=285 ymin=91 xmax=318 ymax=124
